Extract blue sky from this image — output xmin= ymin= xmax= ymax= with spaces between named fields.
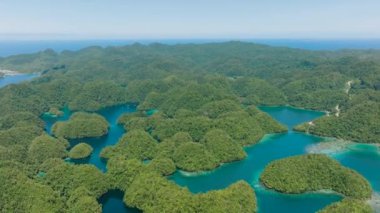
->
xmin=0 ymin=0 xmax=379 ymax=40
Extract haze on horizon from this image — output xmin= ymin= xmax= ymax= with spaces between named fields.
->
xmin=0 ymin=0 xmax=379 ymax=40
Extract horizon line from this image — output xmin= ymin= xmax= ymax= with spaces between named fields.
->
xmin=1 ymin=37 xmax=380 ymax=42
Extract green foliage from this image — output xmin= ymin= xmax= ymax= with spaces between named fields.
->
xmin=195 ymin=181 xmax=257 ymax=213
xmin=0 ymin=126 xmax=43 ymax=148
xmin=106 ymin=158 xmax=146 ymax=190
xmin=296 ymin=101 xmax=380 ymax=143
xmin=287 ymin=90 xmax=348 ymax=111
xmin=101 ymin=129 xmax=157 ymax=160
xmin=143 ymin=82 xmax=237 ymax=117
xmin=124 ymin=171 xmax=195 ymax=212
xmin=0 ymin=49 xmax=59 ymax=72
xmin=201 ymin=129 xmax=246 ymax=163
xmin=282 ymin=72 xmax=349 ymax=110
xmin=1 ymin=41 xmax=380 ymax=211
xmin=0 ymin=167 xmax=64 ymax=212
xmin=170 ymin=131 xmax=193 ymax=145
xmin=27 ymin=134 xmax=68 ymax=164
xmin=147 ymin=157 xmax=176 ymax=176
xmin=124 ymin=170 xmax=257 ymax=213
xmin=214 ymin=111 xmax=266 ymax=145
xmin=69 ymin=81 xmax=128 ymax=111
xmin=117 ymin=111 xmax=160 ymax=132
xmin=232 ymin=77 xmax=286 ymax=105
xmin=173 ymin=142 xmax=219 ymax=172
xmin=197 ymin=99 xmax=242 ymax=118
xmin=0 ymin=111 xmax=44 ymax=130
xmin=318 ymin=199 xmax=373 ymax=213
xmin=43 ymin=160 xmax=109 ymax=198
xmin=68 ymin=143 xmax=93 ymax=159
xmin=260 ymin=154 xmax=372 ymax=199
xmin=245 ymin=106 xmax=287 ymax=133
xmin=0 ymin=145 xmax=28 ymax=163
xmin=67 ymin=187 xmax=102 ymax=213
xmin=52 ymin=112 xmax=109 ymax=139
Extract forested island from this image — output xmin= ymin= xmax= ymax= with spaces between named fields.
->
xmin=0 ymin=42 xmax=379 ymax=212
xmin=52 ymin=112 xmax=109 ymax=139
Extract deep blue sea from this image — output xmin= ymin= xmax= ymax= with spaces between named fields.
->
xmin=0 ymin=39 xmax=380 ymax=57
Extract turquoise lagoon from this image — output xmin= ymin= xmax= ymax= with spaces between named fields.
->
xmin=43 ymin=105 xmax=380 ymax=212
xmin=170 ymin=106 xmax=343 ymax=213
xmin=43 ymin=105 xmax=139 ymax=213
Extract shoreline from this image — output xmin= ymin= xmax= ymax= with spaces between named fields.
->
xmin=258 ymin=104 xmax=326 ymax=113
xmin=0 ymin=69 xmax=20 ymax=76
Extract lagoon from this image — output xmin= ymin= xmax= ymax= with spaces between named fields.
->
xmin=171 ymin=106 xmax=342 ymax=212
xmin=43 ymin=105 xmax=138 ymax=213
xmin=42 ymin=105 xmax=380 ymax=212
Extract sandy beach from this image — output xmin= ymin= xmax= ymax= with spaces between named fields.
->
xmin=0 ymin=69 xmax=20 ymax=76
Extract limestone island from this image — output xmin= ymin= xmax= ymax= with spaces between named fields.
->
xmin=52 ymin=112 xmax=109 ymax=139
xmin=69 ymin=143 xmax=93 ymax=159
xmin=260 ymin=154 xmax=373 ymax=211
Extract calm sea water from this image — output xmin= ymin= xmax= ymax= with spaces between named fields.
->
xmin=1 ymin=39 xmax=380 ymax=57
xmin=0 ymin=73 xmax=39 ymax=88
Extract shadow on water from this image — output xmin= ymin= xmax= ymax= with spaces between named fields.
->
xmin=99 ymin=190 xmax=141 ymax=213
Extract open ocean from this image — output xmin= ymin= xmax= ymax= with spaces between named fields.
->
xmin=0 ymin=39 xmax=380 ymax=57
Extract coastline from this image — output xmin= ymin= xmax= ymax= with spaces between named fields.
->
xmin=0 ymin=69 xmax=20 ymax=76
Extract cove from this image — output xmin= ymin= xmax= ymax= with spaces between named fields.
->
xmin=170 ymin=106 xmax=342 ymax=212
xmin=43 ymin=104 xmax=137 ymax=171
xmin=0 ymin=72 xmax=39 ymax=88
xmin=99 ymin=190 xmax=140 ymax=213
xmin=42 ymin=104 xmax=380 ymax=212
xmin=43 ymin=104 xmax=140 ymax=213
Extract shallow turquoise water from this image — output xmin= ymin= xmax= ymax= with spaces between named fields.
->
xmin=334 ymin=144 xmax=380 ymax=192
xmin=0 ymin=73 xmax=39 ymax=88
xmin=44 ymin=105 xmax=137 ymax=171
xmin=170 ymin=106 xmax=342 ymax=212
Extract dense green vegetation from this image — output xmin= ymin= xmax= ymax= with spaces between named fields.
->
xmin=68 ymin=143 xmax=93 ymax=159
xmin=1 ymin=41 xmax=380 ymax=212
xmin=106 ymin=157 xmax=256 ymax=213
xmin=0 ymin=167 xmax=64 ymax=212
xmin=52 ymin=112 xmax=109 ymax=139
xmin=318 ymin=199 xmax=373 ymax=213
xmin=104 ymin=104 xmax=284 ymax=172
xmin=27 ymin=134 xmax=68 ymax=164
xmin=102 ymin=82 xmax=286 ymax=171
xmin=295 ymin=101 xmax=380 ymax=143
xmin=260 ymin=154 xmax=372 ymax=199
xmin=0 ymin=42 xmax=379 ymax=143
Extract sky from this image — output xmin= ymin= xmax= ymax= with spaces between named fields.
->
xmin=0 ymin=0 xmax=379 ymax=40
